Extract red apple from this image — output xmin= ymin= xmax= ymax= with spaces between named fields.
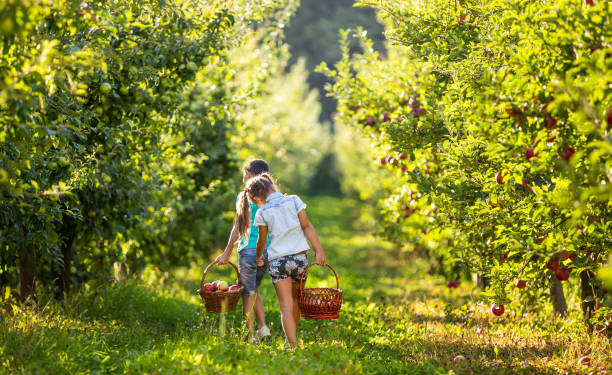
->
xmin=491 ymin=303 xmax=505 ymax=316
xmin=495 ymin=171 xmax=504 ymax=185
xmin=561 ymin=250 xmax=570 ymax=261
xmin=446 ymin=280 xmax=459 ymax=289
xmin=544 ymin=116 xmax=557 ymax=129
xmin=380 ymin=157 xmax=387 ymax=165
xmin=382 ymin=112 xmax=391 ymax=122
xmin=412 ymin=107 xmax=425 ymax=117
xmin=515 ymin=280 xmax=526 ymax=289
xmin=569 ymin=253 xmax=577 ymax=262
xmin=366 ymin=116 xmax=375 ymax=126
xmin=506 ymin=107 xmax=522 ymax=117
xmin=203 ymin=283 xmax=216 ymax=292
xmin=546 ymin=259 xmax=560 ymax=271
xmin=458 ymin=14 xmax=467 ymax=25
xmin=585 ymin=0 xmax=594 ymax=5
xmin=500 ymin=251 xmax=509 ymax=262
xmin=399 ymin=153 xmax=407 ymax=160
xmin=560 ymin=147 xmax=575 ymax=162
xmin=217 ymin=280 xmax=229 ymax=291
xmin=401 ymin=165 xmax=408 ymax=173
xmin=555 ymin=268 xmax=571 ymax=281
xmin=228 ymin=284 xmax=241 ymax=292
xmin=607 ymin=107 xmax=612 ymax=127
xmin=525 ymin=147 xmax=536 ymax=160
xmin=577 ymin=356 xmax=590 ymax=366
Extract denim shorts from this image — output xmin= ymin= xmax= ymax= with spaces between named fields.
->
xmin=269 ymin=252 xmax=308 ymax=284
xmin=238 ymin=248 xmax=269 ymax=298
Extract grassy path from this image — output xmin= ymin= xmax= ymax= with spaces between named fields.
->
xmin=1 ymin=196 xmax=610 ymax=374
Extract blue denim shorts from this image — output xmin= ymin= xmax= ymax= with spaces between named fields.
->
xmin=238 ymin=248 xmax=269 ymax=298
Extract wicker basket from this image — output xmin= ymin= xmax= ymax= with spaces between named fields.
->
xmin=298 ymin=263 xmax=343 ymax=320
xmin=197 ymin=260 xmax=244 ymax=313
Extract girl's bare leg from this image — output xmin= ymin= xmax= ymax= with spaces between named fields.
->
xmin=242 ymin=294 xmax=256 ymax=338
xmin=254 ymin=292 xmax=266 ymax=328
xmin=273 ymin=277 xmax=297 ymax=347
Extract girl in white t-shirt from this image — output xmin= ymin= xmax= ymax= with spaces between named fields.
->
xmin=236 ymin=174 xmax=327 ymax=348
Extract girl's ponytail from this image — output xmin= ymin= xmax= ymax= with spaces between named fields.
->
xmin=235 ymin=190 xmax=251 ymax=241
xmin=259 ymin=172 xmax=277 ymax=190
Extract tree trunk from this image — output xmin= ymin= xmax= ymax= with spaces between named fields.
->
xmin=113 ymin=262 xmax=129 ymax=282
xmin=579 ymin=270 xmax=601 ymax=331
xmin=550 ymin=277 xmax=567 ymax=316
xmin=472 ymin=273 xmax=489 ymax=289
xmin=55 ymin=214 xmax=76 ymax=299
xmin=19 ymin=247 xmax=36 ymax=302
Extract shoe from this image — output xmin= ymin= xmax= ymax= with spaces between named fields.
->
xmin=256 ymin=325 xmax=271 ymax=340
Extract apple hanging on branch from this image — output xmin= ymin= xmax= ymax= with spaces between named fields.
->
xmin=491 ymin=303 xmax=505 ymax=316
xmin=555 ymin=268 xmax=572 ymax=281
xmin=546 ymin=258 xmax=560 ymax=271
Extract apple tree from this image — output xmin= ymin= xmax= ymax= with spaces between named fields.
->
xmin=0 ymin=0 xmax=292 ymax=300
xmin=322 ymin=0 xmax=611 ymax=329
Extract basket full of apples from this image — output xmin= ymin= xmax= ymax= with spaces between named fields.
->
xmin=197 ymin=260 xmax=243 ymax=313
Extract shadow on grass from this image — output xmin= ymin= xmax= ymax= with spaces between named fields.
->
xmin=0 ymin=281 xmax=246 ymax=374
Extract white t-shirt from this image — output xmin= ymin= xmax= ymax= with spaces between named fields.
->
xmin=253 ymin=192 xmax=310 ymax=261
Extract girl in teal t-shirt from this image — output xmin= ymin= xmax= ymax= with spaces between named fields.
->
xmin=215 ymin=159 xmax=272 ymax=342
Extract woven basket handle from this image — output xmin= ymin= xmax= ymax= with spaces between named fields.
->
xmin=299 ymin=262 xmax=339 ymax=292
xmin=199 ymin=260 xmax=241 ymax=292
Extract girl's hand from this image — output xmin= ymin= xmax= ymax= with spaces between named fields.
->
xmin=315 ymin=251 xmax=327 ymax=266
xmin=256 ymin=256 xmax=264 ymax=267
xmin=216 ymin=251 xmax=230 ymax=265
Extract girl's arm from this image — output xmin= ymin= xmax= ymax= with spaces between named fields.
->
xmin=256 ymin=225 xmax=268 ymax=266
xmin=215 ymin=222 xmax=240 ymax=264
xmin=297 ymin=210 xmax=327 ymax=266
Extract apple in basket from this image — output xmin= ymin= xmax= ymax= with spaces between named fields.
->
xmin=217 ymin=280 xmax=229 ymax=292
xmin=228 ymin=284 xmax=241 ymax=292
xmin=203 ymin=283 xmax=216 ymax=292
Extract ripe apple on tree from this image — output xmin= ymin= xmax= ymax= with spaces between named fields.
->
xmin=546 ymin=258 xmax=560 ymax=271
xmin=495 ymin=171 xmax=505 ymax=185
xmin=555 ymin=268 xmax=571 ymax=281
xmin=491 ymin=303 xmax=505 ymax=316
xmin=560 ymin=147 xmax=575 ymax=162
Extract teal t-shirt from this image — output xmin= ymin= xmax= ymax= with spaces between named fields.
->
xmin=237 ymin=198 xmax=270 ymax=251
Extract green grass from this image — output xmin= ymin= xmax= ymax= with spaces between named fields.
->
xmin=1 ymin=196 xmax=610 ymax=374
